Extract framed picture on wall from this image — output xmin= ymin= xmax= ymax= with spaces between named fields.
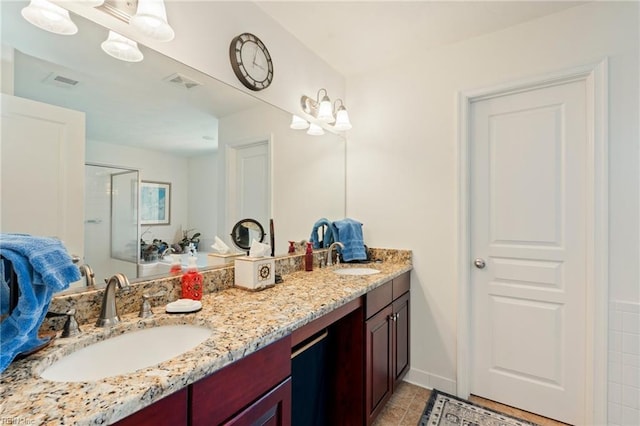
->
xmin=140 ymin=181 xmax=171 ymax=225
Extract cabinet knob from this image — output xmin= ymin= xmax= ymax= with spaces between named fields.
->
xmin=474 ymin=258 xmax=486 ymax=269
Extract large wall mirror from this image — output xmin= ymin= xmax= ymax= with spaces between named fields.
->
xmin=1 ymin=1 xmax=346 ymax=287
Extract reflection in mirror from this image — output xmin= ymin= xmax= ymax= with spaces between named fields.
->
xmin=231 ymin=219 xmax=265 ymax=252
xmin=1 ymin=2 xmax=346 ymax=287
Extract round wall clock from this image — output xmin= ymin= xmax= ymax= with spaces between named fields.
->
xmin=229 ymin=33 xmax=274 ymax=91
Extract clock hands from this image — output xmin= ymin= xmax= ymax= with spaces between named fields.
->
xmin=252 ymin=46 xmax=266 ymax=71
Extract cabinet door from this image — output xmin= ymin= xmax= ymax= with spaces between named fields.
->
xmin=113 ymin=388 xmax=188 ymax=426
xmin=365 ymin=304 xmax=393 ymax=425
xmin=225 ymin=378 xmax=291 ymax=426
xmin=392 ymin=292 xmax=410 ymax=386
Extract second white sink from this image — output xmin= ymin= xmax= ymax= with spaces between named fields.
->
xmin=40 ymin=325 xmax=212 ymax=382
xmin=334 ymin=267 xmax=381 ymax=276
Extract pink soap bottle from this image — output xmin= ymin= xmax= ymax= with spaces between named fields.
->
xmin=181 ymin=257 xmax=203 ymax=300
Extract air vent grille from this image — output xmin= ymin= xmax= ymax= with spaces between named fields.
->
xmin=163 ymin=73 xmax=202 ymax=90
xmin=43 ymin=73 xmax=80 ymax=88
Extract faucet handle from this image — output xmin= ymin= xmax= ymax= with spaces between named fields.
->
xmin=139 ymin=294 xmax=153 ymax=318
xmin=138 ymin=291 xmax=167 ymax=318
xmin=61 ymin=309 xmax=81 ymax=338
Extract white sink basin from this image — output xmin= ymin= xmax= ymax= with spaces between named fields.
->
xmin=40 ymin=325 xmax=211 ymax=382
xmin=334 ymin=267 xmax=381 ymax=276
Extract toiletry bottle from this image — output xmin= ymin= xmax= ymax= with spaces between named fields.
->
xmin=181 ymin=257 xmax=203 ymax=300
xmin=288 ymin=241 xmax=296 ymax=254
xmin=305 ymin=242 xmax=313 ymax=272
xmin=169 ymin=254 xmax=182 ymax=275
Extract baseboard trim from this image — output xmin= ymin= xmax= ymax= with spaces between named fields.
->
xmin=404 ymin=367 xmax=456 ymax=394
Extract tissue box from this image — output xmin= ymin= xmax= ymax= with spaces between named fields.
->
xmin=207 ymin=252 xmax=244 ymax=266
xmin=234 ymin=256 xmax=275 ymax=291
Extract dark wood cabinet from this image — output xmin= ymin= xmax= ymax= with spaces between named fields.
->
xmin=116 ymin=337 xmax=291 ymax=426
xmin=191 ymin=336 xmax=291 ymax=425
xmin=365 ymin=272 xmax=411 ymax=426
xmin=224 ymin=378 xmax=291 ymax=426
xmin=365 ymin=303 xmax=393 ymax=423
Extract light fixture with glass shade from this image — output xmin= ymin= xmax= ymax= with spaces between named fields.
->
xmin=307 ymin=123 xmax=325 ymax=136
xmin=292 ymin=88 xmax=352 ymax=135
xmin=101 ymin=30 xmax=144 ymax=62
xmin=21 ymin=0 xmax=78 ymax=35
xmin=130 ymin=0 xmax=175 ymax=42
xmin=290 ymin=115 xmax=310 ymax=130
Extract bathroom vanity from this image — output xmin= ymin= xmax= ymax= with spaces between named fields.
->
xmin=0 ymin=250 xmax=411 ymax=425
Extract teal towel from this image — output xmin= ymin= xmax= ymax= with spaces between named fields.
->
xmin=332 ymin=218 xmax=367 ymax=262
xmin=0 ymin=233 xmax=80 ymax=373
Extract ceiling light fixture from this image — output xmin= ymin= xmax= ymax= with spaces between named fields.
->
xmin=101 ymin=30 xmax=144 ymax=62
xmin=292 ymin=88 xmax=352 ymax=135
xmin=130 ymin=0 xmax=175 ymax=42
xmin=21 ymin=0 xmax=78 ymax=35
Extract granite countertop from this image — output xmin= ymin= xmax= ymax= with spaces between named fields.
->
xmin=0 ymin=261 xmax=412 ymax=425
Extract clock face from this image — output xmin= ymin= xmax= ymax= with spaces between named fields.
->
xmin=229 ymin=33 xmax=274 ymax=91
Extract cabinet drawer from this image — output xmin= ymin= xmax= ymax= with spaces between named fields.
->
xmin=191 ymin=336 xmax=291 ymax=425
xmin=366 ymin=281 xmax=392 ymax=319
xmin=392 ymin=272 xmax=410 ymax=299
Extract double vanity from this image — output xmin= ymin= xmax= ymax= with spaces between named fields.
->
xmin=0 ymin=249 xmax=412 ymax=425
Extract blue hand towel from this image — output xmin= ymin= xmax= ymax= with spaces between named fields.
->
xmin=332 ymin=218 xmax=367 ymax=262
xmin=309 ymin=218 xmax=335 ymax=249
xmin=0 ymin=233 xmax=80 ymax=373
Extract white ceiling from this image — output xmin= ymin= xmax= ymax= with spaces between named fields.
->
xmin=256 ymin=1 xmax=586 ymax=77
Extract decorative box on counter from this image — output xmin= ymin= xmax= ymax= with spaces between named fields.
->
xmin=234 ymin=256 xmax=275 ymax=291
xmin=207 ymin=252 xmax=244 ymax=266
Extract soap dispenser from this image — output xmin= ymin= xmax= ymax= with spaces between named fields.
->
xmin=169 ymin=254 xmax=182 ymax=275
xmin=181 ymin=256 xmax=203 ymax=300
xmin=305 ymin=242 xmax=313 ymax=272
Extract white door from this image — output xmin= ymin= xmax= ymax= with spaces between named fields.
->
xmin=226 ymin=141 xmax=270 ymax=231
xmin=470 ymin=80 xmax=587 ymax=424
xmin=1 ymin=94 xmax=85 ymax=258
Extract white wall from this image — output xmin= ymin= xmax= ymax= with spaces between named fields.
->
xmin=62 ymin=1 xmax=345 ymax=121
xmin=86 ymin=139 xmax=194 ymax=246
xmin=188 ymin=152 xmax=219 ymax=251
xmin=218 ymin=104 xmax=346 ymax=255
xmin=346 ymin=1 xmax=639 ymax=408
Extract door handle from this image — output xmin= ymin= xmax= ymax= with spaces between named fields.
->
xmin=474 ymin=258 xmax=486 ymax=269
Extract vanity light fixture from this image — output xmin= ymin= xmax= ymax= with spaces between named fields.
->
xmin=130 ymin=0 xmax=175 ymax=42
xmin=289 ymin=115 xmax=310 ymax=130
xmin=307 ymin=123 xmax=325 ymax=136
xmin=21 ymin=0 xmax=79 ymax=35
xmin=101 ymin=30 xmax=144 ymax=62
xmin=292 ymin=88 xmax=353 ymax=135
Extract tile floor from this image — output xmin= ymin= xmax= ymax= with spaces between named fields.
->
xmin=373 ymin=382 xmax=571 ymax=426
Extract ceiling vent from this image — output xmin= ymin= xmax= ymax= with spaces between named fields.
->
xmin=43 ymin=73 xmax=80 ymax=89
xmin=163 ymin=73 xmax=202 ymax=90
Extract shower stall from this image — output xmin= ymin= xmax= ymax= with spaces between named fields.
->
xmin=84 ymin=164 xmax=139 ymax=284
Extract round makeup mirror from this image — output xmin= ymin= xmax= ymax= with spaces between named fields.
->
xmin=230 ymin=219 xmax=265 ymax=251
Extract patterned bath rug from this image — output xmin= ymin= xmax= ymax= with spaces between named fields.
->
xmin=419 ymin=389 xmax=539 ymax=426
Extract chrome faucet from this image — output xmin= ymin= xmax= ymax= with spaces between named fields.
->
xmin=96 ymin=273 xmax=130 ymax=327
xmin=326 ymin=242 xmax=345 ymax=267
xmin=160 ymin=247 xmax=174 ymax=258
xmin=79 ymin=264 xmax=95 ymax=287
